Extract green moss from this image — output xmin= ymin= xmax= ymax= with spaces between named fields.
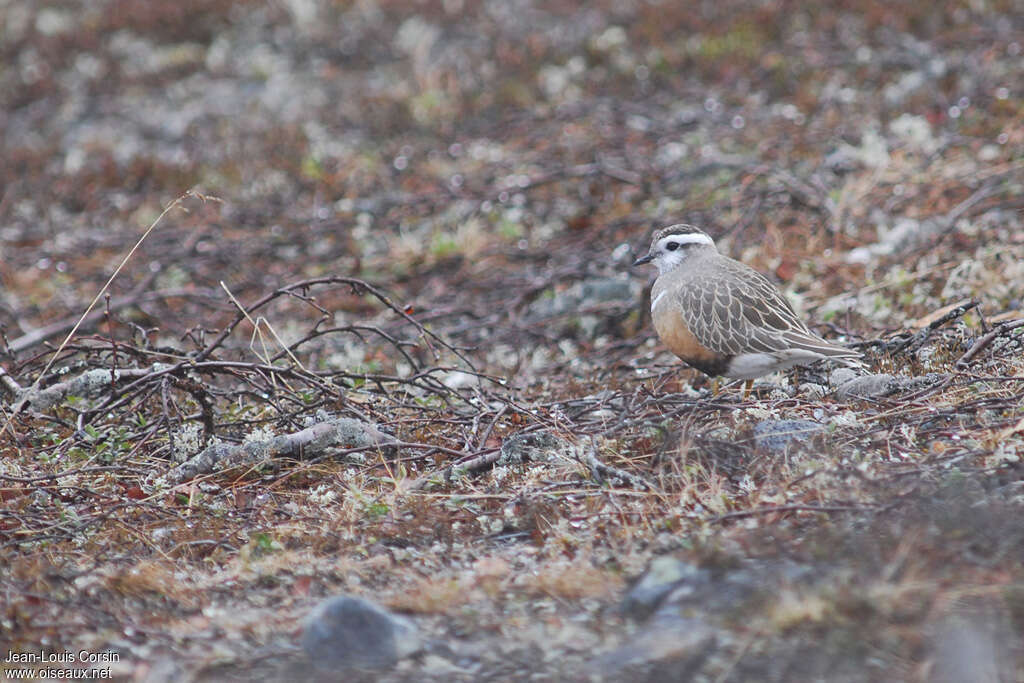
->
xmin=300 ymin=155 xmax=324 ymax=181
xmin=430 ymin=231 xmax=461 ymax=259
xmin=693 ymin=21 xmax=766 ymax=62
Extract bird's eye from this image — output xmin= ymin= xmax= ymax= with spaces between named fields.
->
xmin=665 ymin=242 xmax=680 ymax=251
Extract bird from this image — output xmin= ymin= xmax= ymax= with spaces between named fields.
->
xmin=633 ymin=224 xmax=861 ymax=397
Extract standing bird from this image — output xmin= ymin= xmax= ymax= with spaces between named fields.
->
xmin=633 ymin=224 xmax=860 ymax=396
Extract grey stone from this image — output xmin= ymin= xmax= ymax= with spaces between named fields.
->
xmin=901 ymin=372 xmax=950 ymax=393
xmin=528 ymin=277 xmax=636 ymax=319
xmin=680 ymin=560 xmax=816 ymax=616
xmin=576 ymin=277 xmax=636 ymax=304
xmin=607 ymin=559 xmax=818 ymax=678
xmin=606 ymin=559 xmax=822 ymax=678
xmin=798 ymin=382 xmax=827 ymax=399
xmin=828 ymin=367 xmax=859 ymax=388
xmin=753 ymin=420 xmax=823 ymax=454
xmin=930 ymin=610 xmax=1012 ymax=683
xmin=621 ymin=556 xmax=709 ymax=620
xmin=302 ymin=595 xmax=421 ymax=671
xmin=525 ymin=276 xmax=641 ymax=339
xmin=833 ymin=373 xmax=900 ymax=400
xmin=498 ymin=431 xmax=574 ymax=465
xmin=139 ymin=657 xmax=185 ymax=683
xmin=594 ymin=612 xmax=716 ymax=678
xmin=823 ymin=146 xmax=858 ymax=173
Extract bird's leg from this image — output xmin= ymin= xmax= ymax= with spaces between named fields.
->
xmin=742 ymin=379 xmax=753 ymax=400
xmin=709 ymin=377 xmax=720 ymax=395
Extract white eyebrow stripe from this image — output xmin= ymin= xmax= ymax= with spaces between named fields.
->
xmin=650 ymin=290 xmax=667 ymax=312
xmin=661 ymin=232 xmax=714 ymax=247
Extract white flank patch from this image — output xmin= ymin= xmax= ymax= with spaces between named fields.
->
xmin=650 ymin=290 xmax=667 ymax=313
xmin=727 ymin=350 xmax=826 ymax=380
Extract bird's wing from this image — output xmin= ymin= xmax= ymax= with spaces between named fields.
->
xmin=674 ymin=258 xmax=858 ymax=358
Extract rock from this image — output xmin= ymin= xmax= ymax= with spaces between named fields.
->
xmin=833 ymin=373 xmax=900 ymax=401
xmin=498 ymin=431 xmax=574 ymax=465
xmin=901 ymin=372 xmax=950 ymax=393
xmin=832 ymin=372 xmax=947 ymax=401
xmin=828 ymin=367 xmax=859 ymax=388
xmin=302 ymin=595 xmax=421 ymax=671
xmin=823 ymin=146 xmax=858 ymax=174
xmin=594 ymin=611 xmax=716 ymax=679
xmin=929 ymin=609 xmax=1012 ymax=683
xmin=621 ymin=556 xmax=709 ymax=620
xmin=657 ymin=560 xmax=816 ymax=619
xmin=441 ymin=370 xmax=480 ymax=389
xmin=576 ymin=277 xmax=636 ymax=304
xmin=528 ymin=277 xmax=637 ymax=319
xmin=138 ymin=657 xmax=185 ymax=683
xmin=607 ymin=559 xmax=816 ymax=679
xmin=753 ymin=420 xmax=823 ymax=454
xmin=525 ymin=276 xmax=641 ymax=338
xmin=798 ymin=383 xmax=827 ymax=399
xmin=889 ymin=113 xmax=939 ymax=155
xmin=845 ymin=215 xmax=945 ymax=260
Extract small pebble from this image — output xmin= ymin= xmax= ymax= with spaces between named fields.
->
xmin=302 ymin=595 xmax=421 ymax=670
xmin=833 ymin=373 xmax=899 ymax=401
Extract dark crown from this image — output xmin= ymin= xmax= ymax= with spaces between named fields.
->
xmin=652 ymin=224 xmax=711 ymax=242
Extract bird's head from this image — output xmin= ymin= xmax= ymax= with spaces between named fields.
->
xmin=632 ymin=224 xmax=717 ymax=275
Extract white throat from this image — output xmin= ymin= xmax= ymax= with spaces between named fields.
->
xmin=654 ymin=250 xmax=686 ymax=275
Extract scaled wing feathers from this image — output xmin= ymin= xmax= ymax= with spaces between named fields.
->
xmin=673 ymin=255 xmax=858 ymax=359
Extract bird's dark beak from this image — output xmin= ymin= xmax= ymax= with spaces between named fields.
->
xmin=632 ymin=254 xmax=654 ymax=267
